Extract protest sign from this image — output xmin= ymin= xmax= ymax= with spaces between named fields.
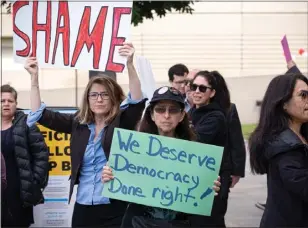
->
xmin=39 ymin=124 xmax=71 ymax=176
xmin=281 ymin=35 xmax=292 ymax=63
xmin=103 ymin=128 xmax=223 ymax=216
xmin=12 ymin=1 xmax=132 ymax=72
xmin=24 ymin=108 xmax=77 ymax=227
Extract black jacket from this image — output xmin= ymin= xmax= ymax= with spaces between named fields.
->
xmin=12 ymin=111 xmax=49 ymax=207
xmin=260 ymin=129 xmax=308 ymax=227
xmin=189 ymin=102 xmax=231 ymax=172
xmin=286 ymin=65 xmax=301 ymax=74
xmin=227 ymin=104 xmax=246 ymax=177
xmin=37 ymin=100 xmax=146 ymax=205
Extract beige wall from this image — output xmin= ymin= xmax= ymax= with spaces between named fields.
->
xmin=1 ymin=2 xmax=308 ymax=123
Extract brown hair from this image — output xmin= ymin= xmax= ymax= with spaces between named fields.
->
xmin=137 ymin=104 xmax=197 ymax=141
xmin=76 ymin=76 xmax=126 ymax=124
xmin=1 ymin=84 xmax=18 ymax=101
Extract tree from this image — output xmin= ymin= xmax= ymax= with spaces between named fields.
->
xmin=1 ymin=1 xmax=194 ymax=26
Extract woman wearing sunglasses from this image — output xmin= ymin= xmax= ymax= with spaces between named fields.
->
xmin=102 ymin=86 xmax=221 ymax=228
xmin=187 ymin=71 xmax=231 ymax=227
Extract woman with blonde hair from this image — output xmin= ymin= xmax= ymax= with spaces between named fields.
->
xmin=25 ymin=43 xmax=146 ymax=227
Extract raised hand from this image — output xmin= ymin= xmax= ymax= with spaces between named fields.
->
xmin=119 ymin=42 xmax=135 ymax=64
xmin=24 ymin=56 xmax=39 ymax=77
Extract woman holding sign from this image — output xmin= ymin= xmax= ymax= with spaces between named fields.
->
xmin=249 ymin=73 xmax=308 ymax=227
xmin=25 ymin=43 xmax=146 ymax=227
xmin=102 ymin=86 xmax=221 ymax=228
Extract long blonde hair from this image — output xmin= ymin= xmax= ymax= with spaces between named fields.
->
xmin=76 ymin=76 xmax=126 ymax=124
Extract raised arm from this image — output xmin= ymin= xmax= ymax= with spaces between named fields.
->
xmin=24 ymin=57 xmax=75 ymax=133
xmin=119 ymin=43 xmax=143 ymax=100
xmin=286 ymin=60 xmax=302 ymax=74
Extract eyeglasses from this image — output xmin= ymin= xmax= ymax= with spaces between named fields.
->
xmin=190 ymin=84 xmax=212 ymax=93
xmin=154 ymin=106 xmax=182 ymax=115
xmin=88 ymin=92 xmax=109 ymax=100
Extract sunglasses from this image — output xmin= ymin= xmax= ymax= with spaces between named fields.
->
xmin=154 ymin=106 xmax=182 ymax=115
xmin=190 ymin=84 xmax=212 ymax=93
xmin=88 ymin=92 xmax=109 ymax=100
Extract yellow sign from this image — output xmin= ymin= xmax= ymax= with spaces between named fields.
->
xmin=38 ymin=124 xmax=71 ymax=176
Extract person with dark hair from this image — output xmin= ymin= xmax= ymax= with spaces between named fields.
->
xmin=187 ymin=71 xmax=231 ymax=227
xmin=184 ymin=69 xmax=200 ymax=112
xmin=210 ymin=71 xmax=246 ymax=186
xmin=1 ymin=84 xmax=49 ymax=227
xmin=102 ymin=86 xmax=221 ymax=228
xmin=168 ymin=64 xmax=189 ymax=95
xmin=255 ymin=59 xmax=303 ymax=211
xmin=249 ymin=73 xmax=308 ymax=227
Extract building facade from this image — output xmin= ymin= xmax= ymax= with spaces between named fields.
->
xmin=1 ymin=2 xmax=307 ymax=123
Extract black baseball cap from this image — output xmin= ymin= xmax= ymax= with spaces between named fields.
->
xmin=149 ymin=86 xmax=185 ymax=108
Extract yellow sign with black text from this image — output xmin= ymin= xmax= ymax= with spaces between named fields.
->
xmin=38 ymin=124 xmax=71 ymax=176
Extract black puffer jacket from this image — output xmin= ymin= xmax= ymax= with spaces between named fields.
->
xmin=12 ymin=111 xmax=49 ymax=207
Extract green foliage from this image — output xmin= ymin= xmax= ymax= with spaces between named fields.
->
xmin=1 ymin=1 xmax=194 ymax=26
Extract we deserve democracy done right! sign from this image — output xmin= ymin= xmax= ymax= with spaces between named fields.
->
xmin=103 ymin=128 xmax=223 ymax=216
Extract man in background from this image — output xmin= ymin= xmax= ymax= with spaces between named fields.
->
xmin=168 ymin=63 xmax=189 ymax=95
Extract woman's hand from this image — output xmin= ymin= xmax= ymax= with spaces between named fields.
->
xmin=119 ymin=42 xmax=135 ymax=64
xmin=24 ymin=56 xmax=39 ymax=77
xmin=101 ymin=165 xmax=114 ymax=183
xmin=213 ymin=176 xmax=221 ymax=196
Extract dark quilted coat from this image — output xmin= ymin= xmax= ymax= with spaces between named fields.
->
xmin=12 ymin=111 xmax=49 ymax=207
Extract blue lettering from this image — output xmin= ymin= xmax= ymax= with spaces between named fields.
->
xmin=182 ymin=175 xmax=190 ymax=184
xmin=108 ymin=177 xmax=145 ymax=197
xmin=169 ymin=149 xmax=177 ymax=160
xmin=178 ymin=151 xmax=187 ymax=162
xmin=198 ymin=155 xmax=209 ymax=167
xmin=112 ymin=154 xmax=129 ymax=171
xmin=130 ymin=140 xmax=140 ymax=154
xmin=160 ymin=146 xmax=170 ymax=159
xmin=152 ymin=186 xmax=185 ymax=207
xmin=127 ymin=163 xmax=136 ymax=174
xmin=149 ymin=169 xmax=156 ymax=177
xmin=136 ymin=166 xmax=149 ymax=175
xmin=157 ymin=171 xmax=165 ymax=179
xmin=206 ymin=157 xmax=216 ymax=171
xmin=147 ymin=136 xmax=162 ymax=156
xmin=117 ymin=130 xmax=140 ymax=154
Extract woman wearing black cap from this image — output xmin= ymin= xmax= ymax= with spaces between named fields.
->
xmin=102 ymin=86 xmax=221 ymax=227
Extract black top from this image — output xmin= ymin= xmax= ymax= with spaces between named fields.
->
xmin=259 ymin=129 xmax=308 ymax=227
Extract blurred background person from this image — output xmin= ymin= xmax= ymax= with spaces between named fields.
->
xmin=1 ymin=84 xmax=49 ymax=227
xmin=168 ymin=63 xmax=189 ymax=96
